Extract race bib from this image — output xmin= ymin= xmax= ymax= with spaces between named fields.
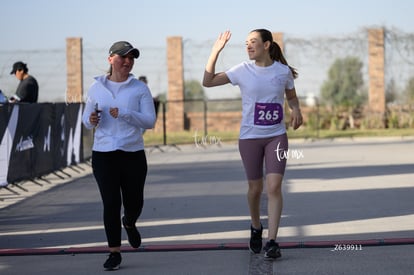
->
xmin=254 ymin=103 xmax=283 ymax=125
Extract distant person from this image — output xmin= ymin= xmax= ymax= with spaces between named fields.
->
xmin=82 ymin=41 xmax=156 ymax=270
xmin=139 ymin=75 xmax=160 ymax=118
xmin=138 ymin=75 xmax=160 ymax=135
xmin=138 ymin=75 xmax=148 ymax=84
xmin=9 ymin=61 xmax=39 ymax=103
xmin=203 ymin=29 xmax=303 ymax=259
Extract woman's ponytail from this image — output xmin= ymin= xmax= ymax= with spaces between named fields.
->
xmin=251 ymin=29 xmax=298 ymax=79
xmin=270 ymin=41 xmax=298 ymax=79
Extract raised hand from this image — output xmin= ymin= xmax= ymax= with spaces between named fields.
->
xmin=212 ymin=31 xmax=232 ymax=53
xmin=203 ymin=30 xmax=233 ymax=87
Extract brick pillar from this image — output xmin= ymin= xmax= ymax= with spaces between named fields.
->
xmin=66 ymin=38 xmax=83 ymax=103
xmin=166 ymin=36 xmax=184 ymax=132
xmin=368 ymin=29 xmax=385 ymax=114
xmin=272 ymin=32 xmax=284 ymax=51
xmin=273 ymin=32 xmax=291 ymax=128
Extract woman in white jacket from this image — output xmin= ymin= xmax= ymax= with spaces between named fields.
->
xmin=82 ymin=41 xmax=156 ymax=271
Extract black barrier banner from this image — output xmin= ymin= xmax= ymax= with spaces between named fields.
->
xmin=0 ymin=104 xmax=19 ymax=186
xmin=31 ymin=103 xmax=56 ymax=177
xmin=7 ymin=104 xmax=43 ymax=182
xmin=53 ymin=103 xmax=83 ymax=170
xmin=0 ymin=103 xmax=84 ymax=186
xmin=53 ymin=103 xmax=66 ymax=170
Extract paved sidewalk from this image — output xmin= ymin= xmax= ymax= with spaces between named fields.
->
xmin=0 ymin=137 xmax=413 ymax=274
xmin=0 ymin=162 xmax=92 ymax=210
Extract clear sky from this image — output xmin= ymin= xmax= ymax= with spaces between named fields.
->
xmin=1 ymin=0 xmax=413 ymax=51
xmin=1 ymin=0 xmax=413 ymax=102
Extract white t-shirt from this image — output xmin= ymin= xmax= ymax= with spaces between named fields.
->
xmin=226 ymin=61 xmax=295 ymax=139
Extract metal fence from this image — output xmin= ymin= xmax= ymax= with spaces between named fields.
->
xmin=1 ymin=27 xmax=413 ymax=104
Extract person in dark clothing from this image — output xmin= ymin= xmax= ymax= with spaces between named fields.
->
xmin=9 ymin=61 xmax=38 ymax=103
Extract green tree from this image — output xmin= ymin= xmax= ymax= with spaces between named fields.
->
xmin=184 ymin=80 xmax=205 ymax=100
xmin=157 ymin=93 xmax=167 ymax=102
xmin=386 ymin=78 xmax=399 ymax=103
xmin=321 ymin=57 xmax=365 ymax=109
xmin=184 ymin=80 xmax=205 ymax=112
xmin=403 ymin=76 xmax=414 ymax=103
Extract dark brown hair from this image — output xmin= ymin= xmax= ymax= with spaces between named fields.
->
xmin=251 ymin=29 xmax=298 ymax=78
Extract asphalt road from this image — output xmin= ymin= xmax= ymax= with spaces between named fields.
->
xmin=0 ymin=137 xmax=413 ymax=274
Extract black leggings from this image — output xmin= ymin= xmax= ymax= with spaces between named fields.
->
xmin=92 ymin=150 xmax=147 ymax=248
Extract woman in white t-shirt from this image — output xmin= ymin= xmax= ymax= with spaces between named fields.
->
xmin=203 ymin=29 xmax=303 ymax=259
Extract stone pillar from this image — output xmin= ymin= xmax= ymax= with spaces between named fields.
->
xmin=66 ymin=38 xmax=83 ymax=103
xmin=368 ymin=28 xmax=385 ymax=114
xmin=166 ymin=36 xmax=184 ymax=132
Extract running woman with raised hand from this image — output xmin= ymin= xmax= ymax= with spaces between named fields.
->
xmin=203 ymin=29 xmax=303 ymax=259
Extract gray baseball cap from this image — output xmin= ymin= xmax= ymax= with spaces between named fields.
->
xmin=109 ymin=41 xmax=140 ymax=58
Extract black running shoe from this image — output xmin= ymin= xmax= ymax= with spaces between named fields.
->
xmin=249 ymin=224 xmax=263 ymax=254
xmin=264 ymin=239 xmax=281 ymax=259
xmin=122 ymin=216 xmax=141 ymax=248
xmin=103 ymin=252 xmax=122 ymax=270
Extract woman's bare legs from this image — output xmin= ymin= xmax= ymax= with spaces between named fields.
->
xmin=265 ymin=173 xmax=284 ymax=240
xmin=247 ymin=178 xmax=263 ymax=229
xmin=247 ymin=173 xmax=283 ymax=238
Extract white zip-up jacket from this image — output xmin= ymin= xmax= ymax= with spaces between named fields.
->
xmin=82 ymin=74 xmax=156 ymax=152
